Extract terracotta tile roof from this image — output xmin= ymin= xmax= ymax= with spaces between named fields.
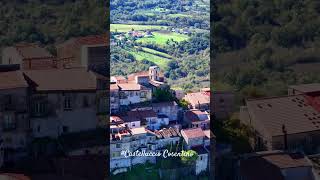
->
xmin=289 ymin=83 xmax=320 ymax=93
xmin=185 ymin=110 xmax=209 ymax=122
xmin=23 ymin=68 xmax=97 ymax=91
xmin=127 ymin=109 xmax=157 ymax=119
xmin=0 ymin=71 xmax=28 ymax=90
xmin=239 ymin=151 xmax=312 ymax=180
xmin=203 ymin=130 xmax=215 ymax=139
xmin=111 ymin=76 xmax=126 ymax=81
xmin=0 ymin=173 xmax=31 ymax=180
xmin=110 ymin=116 xmax=124 ymax=124
xmin=110 ymin=84 xmax=119 ymax=90
xmin=74 ymin=34 xmax=109 ymax=46
xmin=181 ymin=128 xmax=205 ymax=139
xmin=127 ymin=71 xmax=149 ymax=81
xmin=15 ymin=43 xmax=54 ymax=59
xmin=117 ymin=83 xmax=148 ymax=91
xmin=130 ymin=127 xmax=147 ymax=135
xmin=153 ymin=127 xmax=181 ymax=139
xmin=184 ymin=92 xmax=210 ymax=106
xmin=246 ymin=95 xmax=320 ymax=136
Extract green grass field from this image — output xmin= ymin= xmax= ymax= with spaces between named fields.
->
xmin=127 ymin=48 xmax=171 ymax=68
xmin=136 ymin=31 xmax=189 ymax=46
xmin=140 ymin=47 xmax=172 ymax=59
xmin=167 ymin=13 xmax=192 ymax=18
xmin=111 ymin=24 xmax=166 ymax=32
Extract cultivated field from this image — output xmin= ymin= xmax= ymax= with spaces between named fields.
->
xmin=111 ymin=24 xmax=166 ymax=32
xmin=136 ymin=31 xmax=189 ymax=46
xmin=127 ymin=48 xmax=171 ymax=68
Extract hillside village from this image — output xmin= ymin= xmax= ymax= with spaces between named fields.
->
xmin=109 ymin=66 xmax=212 ymax=177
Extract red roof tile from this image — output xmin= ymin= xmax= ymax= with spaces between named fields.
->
xmin=23 ymin=68 xmax=97 ymax=91
xmin=0 ymin=71 xmax=28 ymax=90
xmin=181 ymin=128 xmax=205 ymax=139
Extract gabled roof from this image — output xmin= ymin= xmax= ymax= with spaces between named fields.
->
xmin=239 ymin=151 xmax=312 ymax=180
xmin=181 ymin=128 xmax=205 ymax=139
xmin=110 ymin=84 xmax=119 ymax=91
xmin=185 ymin=109 xmax=209 ymax=122
xmin=289 ymin=83 xmax=320 ymax=94
xmin=153 ymin=127 xmax=181 ymax=139
xmin=127 ymin=71 xmax=149 ymax=81
xmin=0 ymin=71 xmax=28 ymax=90
xmin=130 ymin=127 xmax=147 ymax=135
xmin=246 ymin=95 xmax=320 ymax=136
xmin=117 ymin=83 xmax=148 ymax=91
xmin=127 ymin=109 xmax=157 ymax=119
xmin=14 ymin=43 xmax=54 ymax=59
xmin=184 ymin=92 xmax=210 ymax=105
xmin=23 ymin=68 xmax=97 ymax=91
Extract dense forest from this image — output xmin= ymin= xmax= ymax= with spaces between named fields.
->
xmin=111 ymin=0 xmax=210 ymax=29
xmin=111 ymin=0 xmax=210 ymax=91
xmin=213 ymin=0 xmax=320 ymax=103
xmin=0 ymin=0 xmax=108 ymax=58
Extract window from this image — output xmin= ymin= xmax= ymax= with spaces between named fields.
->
xmin=116 ymin=144 xmax=121 ymax=148
xmin=200 ymin=156 xmax=202 ymax=160
xmin=140 ymin=92 xmax=146 ymax=98
xmin=3 ymin=114 xmax=15 ymax=130
xmin=132 ymin=123 xmax=135 ymax=127
xmin=64 ymin=96 xmax=72 ymax=110
xmin=37 ymin=125 xmax=41 ymax=132
xmin=34 ymin=101 xmax=46 ymax=116
xmin=83 ymin=96 xmax=89 ymax=107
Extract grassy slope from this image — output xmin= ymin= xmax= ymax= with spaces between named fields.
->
xmin=111 ymin=24 xmax=166 ymax=32
xmin=136 ymin=32 xmax=189 ymax=46
xmin=127 ymin=48 xmax=171 ymax=68
xmin=140 ymin=47 xmax=172 ymax=59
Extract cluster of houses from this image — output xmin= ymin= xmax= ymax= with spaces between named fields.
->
xmin=110 ymin=66 xmax=216 ymax=176
xmin=0 ymin=34 xmax=109 ymax=178
xmin=237 ymin=83 xmax=320 ymax=180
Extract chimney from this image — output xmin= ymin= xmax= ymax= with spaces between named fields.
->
xmin=282 ymin=124 xmax=288 ymax=150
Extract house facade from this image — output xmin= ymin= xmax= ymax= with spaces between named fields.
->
xmin=2 ymin=43 xmax=56 ymax=70
xmin=23 ymin=69 xmax=100 ymax=138
xmin=0 ymin=71 xmax=30 ymax=164
xmin=56 ymin=34 xmax=108 ymax=74
xmin=240 ymin=94 xmax=320 ymax=153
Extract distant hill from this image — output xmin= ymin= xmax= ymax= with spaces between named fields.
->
xmin=213 ymin=0 xmax=320 ymax=99
xmin=0 ymin=0 xmax=108 ymax=48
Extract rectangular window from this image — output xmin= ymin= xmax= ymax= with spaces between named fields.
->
xmin=3 ymin=114 xmax=15 ymax=130
xmin=64 ymin=96 xmax=72 ymax=110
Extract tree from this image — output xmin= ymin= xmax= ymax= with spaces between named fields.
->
xmin=180 ymin=150 xmax=198 ymax=165
xmin=153 ymin=88 xmax=175 ymax=102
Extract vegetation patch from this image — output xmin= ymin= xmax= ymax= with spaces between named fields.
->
xmin=136 ymin=31 xmax=189 ymax=46
xmin=111 ymin=24 xmax=166 ymax=32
